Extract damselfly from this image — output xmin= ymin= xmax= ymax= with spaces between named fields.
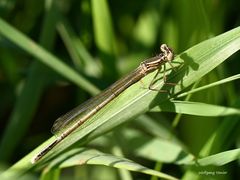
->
xmin=31 ymin=44 xmax=175 ymax=164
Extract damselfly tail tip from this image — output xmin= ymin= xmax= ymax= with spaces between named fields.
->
xmin=31 ymin=154 xmax=40 ymax=164
xmin=31 ymin=157 xmax=37 ymax=164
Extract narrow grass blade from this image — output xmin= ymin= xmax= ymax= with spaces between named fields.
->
xmin=57 ymin=19 xmax=101 ymax=77
xmin=42 ymin=148 xmax=179 ymax=180
xmin=176 ymin=74 xmax=240 ymax=98
xmin=150 ymin=100 xmax=240 ymax=116
xmin=91 ymin=0 xmax=117 ymax=79
xmin=0 ymin=18 xmax=99 ymax=95
xmin=189 ymin=148 xmax=240 ymax=166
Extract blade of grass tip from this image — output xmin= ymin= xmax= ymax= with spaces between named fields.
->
xmin=0 ymin=17 xmax=99 ymax=95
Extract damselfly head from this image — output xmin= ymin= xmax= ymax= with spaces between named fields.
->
xmin=160 ymin=44 xmax=174 ymax=62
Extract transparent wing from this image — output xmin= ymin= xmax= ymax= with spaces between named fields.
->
xmin=51 ymin=90 xmax=109 ymax=134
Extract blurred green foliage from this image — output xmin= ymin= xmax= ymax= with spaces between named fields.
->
xmin=0 ymin=0 xmax=240 ymax=179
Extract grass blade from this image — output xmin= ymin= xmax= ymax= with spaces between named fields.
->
xmin=151 ymin=100 xmax=240 ymax=116
xmin=176 ymin=74 xmax=240 ymax=98
xmin=43 ymin=148 xmax=179 ymax=180
xmin=0 ymin=18 xmax=99 ymax=95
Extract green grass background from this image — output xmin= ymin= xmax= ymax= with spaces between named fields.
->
xmin=0 ymin=0 xmax=240 ymax=180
